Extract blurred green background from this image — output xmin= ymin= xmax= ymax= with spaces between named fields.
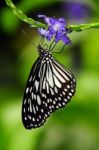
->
xmin=0 ymin=0 xmax=99 ymax=150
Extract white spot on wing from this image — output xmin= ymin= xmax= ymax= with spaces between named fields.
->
xmin=29 ymin=99 xmax=32 ymax=112
xmin=50 ymin=88 xmax=54 ymax=95
xmin=37 ymin=95 xmax=41 ymax=105
xmin=26 ymin=88 xmax=29 ymax=94
xmin=69 ymin=92 xmax=72 ymax=96
xmin=29 ymin=76 xmax=32 ymax=82
xmin=31 ymin=92 xmax=33 ymax=99
xmin=67 ymin=85 xmax=70 ymax=89
xmin=55 ymin=87 xmax=58 ymax=93
xmin=35 ymin=80 xmax=39 ymax=92
xmin=33 ymin=105 xmax=36 ymax=114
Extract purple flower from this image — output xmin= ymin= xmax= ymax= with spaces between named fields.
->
xmin=38 ymin=15 xmax=71 ymax=45
xmin=38 ymin=28 xmax=52 ymax=41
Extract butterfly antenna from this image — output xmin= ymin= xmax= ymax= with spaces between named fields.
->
xmin=38 ymin=35 xmax=44 ymax=46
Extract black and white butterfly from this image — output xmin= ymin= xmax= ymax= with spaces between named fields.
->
xmin=22 ymin=44 xmax=76 ymax=129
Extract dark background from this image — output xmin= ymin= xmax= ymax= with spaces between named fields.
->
xmin=0 ymin=0 xmax=99 ymax=150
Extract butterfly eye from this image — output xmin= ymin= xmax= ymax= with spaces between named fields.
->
xmin=22 ymin=45 xmax=76 ymax=129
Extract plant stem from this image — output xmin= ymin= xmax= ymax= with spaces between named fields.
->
xmin=68 ymin=23 xmax=99 ymax=32
xmin=5 ymin=0 xmax=47 ymax=28
xmin=5 ymin=0 xmax=99 ymax=32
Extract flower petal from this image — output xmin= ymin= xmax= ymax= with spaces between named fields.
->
xmin=61 ymin=35 xmax=71 ymax=44
xmin=38 ymin=15 xmax=71 ymax=45
xmin=37 ymin=15 xmax=46 ymax=18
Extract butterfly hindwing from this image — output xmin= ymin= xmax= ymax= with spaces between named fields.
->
xmin=41 ymin=57 xmax=76 ymax=114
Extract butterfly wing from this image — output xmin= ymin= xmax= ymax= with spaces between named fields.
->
xmin=22 ymin=56 xmax=76 ymax=129
xmin=22 ymin=57 xmax=44 ymax=129
xmin=40 ymin=57 xmax=76 ymax=118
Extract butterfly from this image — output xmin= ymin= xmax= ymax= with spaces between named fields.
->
xmin=22 ymin=44 xmax=76 ymax=129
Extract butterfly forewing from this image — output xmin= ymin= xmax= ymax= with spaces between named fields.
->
xmin=22 ymin=48 xmax=76 ymax=129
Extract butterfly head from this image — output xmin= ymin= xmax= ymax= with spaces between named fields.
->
xmin=37 ymin=44 xmax=51 ymax=58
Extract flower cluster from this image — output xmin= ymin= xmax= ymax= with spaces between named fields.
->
xmin=38 ymin=15 xmax=71 ymax=45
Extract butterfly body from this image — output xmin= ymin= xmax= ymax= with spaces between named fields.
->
xmin=22 ymin=45 xmax=76 ymax=129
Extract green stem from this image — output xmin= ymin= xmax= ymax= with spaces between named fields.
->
xmin=68 ymin=23 xmax=99 ymax=32
xmin=5 ymin=0 xmax=99 ymax=32
xmin=5 ymin=0 xmax=47 ymax=28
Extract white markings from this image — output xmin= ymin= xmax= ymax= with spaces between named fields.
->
xmin=31 ymin=92 xmax=33 ymax=99
xmin=34 ymin=124 xmax=37 ymax=127
xmin=49 ymin=106 xmax=52 ymax=109
xmin=62 ymin=91 xmax=65 ymax=95
xmin=25 ymin=117 xmax=27 ymax=120
xmin=41 ymin=108 xmax=44 ymax=113
xmin=46 ymin=82 xmax=49 ymax=94
xmin=69 ymin=92 xmax=72 ymax=96
xmin=58 ymin=103 xmax=62 ymax=107
xmin=53 ymin=60 xmax=73 ymax=78
xmin=34 ymin=94 xmax=36 ymax=100
xmin=50 ymin=109 xmax=52 ymax=113
xmin=42 ymin=94 xmax=45 ymax=97
xmin=23 ymin=108 xmax=25 ymax=113
xmin=35 ymin=80 xmax=39 ymax=92
xmin=52 ymin=65 xmax=66 ymax=83
xmin=44 ymin=94 xmax=47 ymax=99
xmin=64 ymin=88 xmax=67 ymax=92
xmin=29 ymin=99 xmax=32 ymax=112
xmin=53 ymin=75 xmax=61 ymax=88
xmin=45 ymin=102 xmax=48 ymax=107
xmin=52 ymin=105 xmax=54 ymax=108
xmin=55 ymin=98 xmax=57 ymax=101
xmin=55 ymin=87 xmax=58 ymax=93
xmin=32 ymin=117 xmax=35 ymax=121
xmin=33 ymin=105 xmax=36 ymax=114
xmin=73 ymin=78 xmax=76 ymax=83
xmin=50 ymin=88 xmax=54 ymax=95
xmin=36 ymin=105 xmax=39 ymax=111
xmin=67 ymin=85 xmax=70 ymax=89
xmin=30 ymin=87 xmax=32 ymax=93
xmin=71 ymin=89 xmax=74 ymax=92
xmin=47 ymin=99 xmax=50 ymax=103
xmin=58 ymin=97 xmax=61 ymax=101
xmin=43 ymin=78 xmax=46 ymax=90
xmin=26 ymin=88 xmax=29 ymax=94
xmin=37 ymin=95 xmax=41 ymax=105
xmin=54 ymin=64 xmax=69 ymax=81
xmin=28 ymin=115 xmax=31 ymax=119
xmin=67 ymin=96 xmax=70 ymax=100
xmin=47 ymin=111 xmax=50 ymax=115
xmin=45 ymin=114 xmax=48 ymax=118
xmin=37 ymin=118 xmax=39 ymax=122
xmin=24 ymin=99 xmax=26 ymax=104
xmin=29 ymin=76 xmax=32 ymax=82
xmin=56 ymin=105 xmax=59 ymax=108
xmin=64 ymin=99 xmax=67 ymax=102
xmin=53 ymin=100 xmax=56 ymax=104
xmin=50 ymin=98 xmax=52 ymax=102
xmin=30 ymin=124 xmax=33 ymax=127
xmin=47 ymin=63 xmax=54 ymax=88
xmin=60 ymin=94 xmax=62 ymax=97
xmin=62 ymin=102 xmax=65 ymax=106
xmin=39 ymin=115 xmax=41 ymax=119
